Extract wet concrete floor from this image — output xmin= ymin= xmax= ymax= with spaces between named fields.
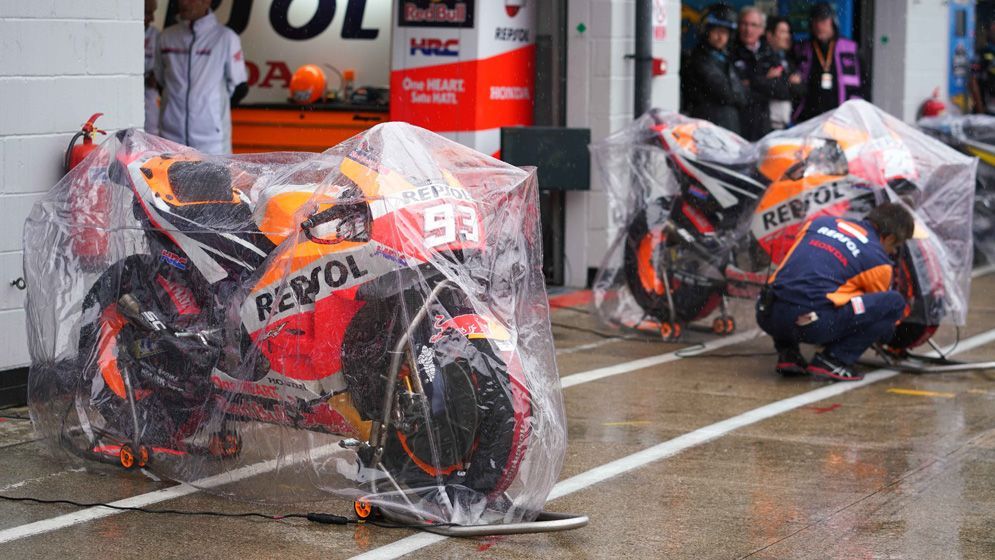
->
xmin=1 ymin=276 xmax=994 ymax=559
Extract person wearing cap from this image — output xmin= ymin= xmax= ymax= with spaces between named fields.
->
xmin=755 ymin=203 xmax=914 ymax=382
xmin=682 ymin=3 xmax=748 ymax=134
xmin=155 ymin=0 xmax=249 ymax=154
xmin=793 ymin=2 xmax=863 ymax=123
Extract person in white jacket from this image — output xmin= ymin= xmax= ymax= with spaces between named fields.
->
xmin=144 ymin=0 xmax=160 ymax=135
xmin=154 ymin=0 xmax=248 ymax=154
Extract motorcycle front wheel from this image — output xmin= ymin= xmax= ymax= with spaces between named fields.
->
xmin=342 ymin=286 xmax=530 ymax=500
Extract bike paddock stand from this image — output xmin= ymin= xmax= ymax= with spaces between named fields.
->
xmin=354 ymin=489 xmax=589 ymax=538
xmin=860 ymin=342 xmax=995 ymax=374
xmin=420 ymin=511 xmax=589 ymax=538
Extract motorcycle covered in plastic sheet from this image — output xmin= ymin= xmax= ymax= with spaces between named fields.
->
xmin=23 ymin=123 xmax=565 ymax=527
xmin=918 ymin=113 xmax=995 ymax=266
xmin=592 ymin=100 xmax=976 ymax=346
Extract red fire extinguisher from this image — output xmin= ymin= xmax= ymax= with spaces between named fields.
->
xmin=66 ymin=113 xmax=109 ymax=270
xmin=64 ymin=112 xmax=106 ymax=173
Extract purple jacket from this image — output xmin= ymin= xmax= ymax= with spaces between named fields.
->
xmin=793 ymin=37 xmax=862 ymax=120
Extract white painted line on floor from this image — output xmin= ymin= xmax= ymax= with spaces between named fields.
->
xmin=972 ymin=263 xmax=995 ymax=278
xmin=555 ymin=337 xmax=622 ymax=356
xmin=0 ymin=443 xmax=339 ymax=545
xmin=348 ymin=325 xmax=995 ymax=560
xmin=560 ymin=329 xmax=759 ymax=388
xmin=0 ymin=468 xmax=87 ymax=493
xmin=0 ymin=329 xmax=760 ymax=545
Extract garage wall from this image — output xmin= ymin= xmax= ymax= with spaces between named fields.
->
xmin=0 ymin=1 xmax=144 ymax=373
xmin=872 ymin=0 xmax=950 ymax=121
xmin=564 ymin=0 xmax=681 ymax=286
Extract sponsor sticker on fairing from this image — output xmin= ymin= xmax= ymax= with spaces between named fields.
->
xmin=160 ymin=249 xmax=188 ymax=270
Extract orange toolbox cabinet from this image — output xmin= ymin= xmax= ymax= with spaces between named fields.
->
xmin=231 ymin=102 xmax=388 ymax=153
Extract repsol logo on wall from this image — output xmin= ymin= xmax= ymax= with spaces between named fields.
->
xmin=254 ymin=255 xmax=369 ymax=322
xmin=494 ymin=27 xmax=529 ymax=42
xmin=399 ymin=0 xmax=474 ymax=28
xmin=164 ymin=0 xmax=380 ymax=40
xmin=759 ymin=181 xmax=850 ymax=232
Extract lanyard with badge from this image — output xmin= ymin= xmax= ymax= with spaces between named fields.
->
xmin=814 ymin=40 xmax=835 ymax=90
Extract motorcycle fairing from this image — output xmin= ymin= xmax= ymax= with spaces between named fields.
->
xmin=127 ymin=156 xmax=269 ymax=283
xmin=751 ymin=175 xmax=876 ymax=265
xmin=26 ymin=123 xmax=563 ymax=527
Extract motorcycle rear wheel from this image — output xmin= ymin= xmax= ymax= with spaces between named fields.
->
xmin=76 ymin=255 xmax=209 ymax=449
xmin=622 ymin=211 xmax=723 ymax=324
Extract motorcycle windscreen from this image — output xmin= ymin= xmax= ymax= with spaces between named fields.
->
xmin=591 ymin=100 xmax=976 ymax=342
xmin=22 ymin=124 xmax=564 ymax=527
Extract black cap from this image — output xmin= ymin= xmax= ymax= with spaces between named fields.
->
xmin=703 ymin=3 xmax=738 ymax=32
xmin=810 ymin=2 xmax=835 ymax=22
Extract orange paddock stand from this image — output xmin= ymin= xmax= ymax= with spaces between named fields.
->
xmin=231 ymin=105 xmax=388 ymax=153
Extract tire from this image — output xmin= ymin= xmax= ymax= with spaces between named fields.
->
xmin=342 ymin=285 xmax=528 ymax=499
xmin=77 ymin=255 xmax=213 ymax=448
xmin=622 ymin=211 xmax=724 ymax=323
xmin=886 ymin=241 xmax=944 ymax=351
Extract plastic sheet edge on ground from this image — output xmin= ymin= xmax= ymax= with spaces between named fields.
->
xmin=22 ymin=123 xmax=566 ymax=527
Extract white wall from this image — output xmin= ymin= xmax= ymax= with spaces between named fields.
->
xmin=0 ymin=1 xmax=144 ymax=371
xmin=564 ymin=0 xmax=680 ymax=287
xmin=872 ymin=0 xmax=950 ymax=121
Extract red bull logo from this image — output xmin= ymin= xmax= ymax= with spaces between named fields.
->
xmin=429 ymin=314 xmax=511 ymax=344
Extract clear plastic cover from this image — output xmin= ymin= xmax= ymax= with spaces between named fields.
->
xmin=24 ymin=123 xmax=565 ymax=526
xmin=918 ymin=113 xmax=995 ymax=266
xmin=592 ymin=100 xmax=977 ymax=344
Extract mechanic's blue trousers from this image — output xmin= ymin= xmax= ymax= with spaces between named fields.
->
xmin=756 ymin=291 xmax=906 ymax=365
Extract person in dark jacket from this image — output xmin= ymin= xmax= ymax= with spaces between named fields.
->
xmin=765 ymin=16 xmax=803 ymax=130
xmin=970 ymin=19 xmax=995 ymax=114
xmin=682 ymin=4 xmax=748 ymax=134
xmin=793 ymin=2 xmax=863 ymax=123
xmin=732 ymin=6 xmax=778 ymax=140
xmin=756 ymin=203 xmax=915 ymax=382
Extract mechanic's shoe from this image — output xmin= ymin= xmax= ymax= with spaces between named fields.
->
xmin=775 ymin=347 xmax=808 ymax=377
xmin=807 ymin=352 xmax=864 ymax=381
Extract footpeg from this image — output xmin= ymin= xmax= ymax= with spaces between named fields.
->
xmin=339 ymin=438 xmax=362 ymax=449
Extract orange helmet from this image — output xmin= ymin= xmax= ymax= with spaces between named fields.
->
xmin=289 ymin=64 xmax=326 ymax=105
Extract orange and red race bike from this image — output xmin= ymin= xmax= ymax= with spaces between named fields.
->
xmin=621 ymin=109 xmax=947 ymax=348
xmin=68 ymin=132 xmax=533 ymax=514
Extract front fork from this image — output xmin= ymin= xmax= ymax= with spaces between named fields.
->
xmin=338 ymin=280 xmax=452 ymax=511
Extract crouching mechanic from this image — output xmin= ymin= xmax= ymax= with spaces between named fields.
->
xmin=756 ymin=203 xmax=915 ymax=381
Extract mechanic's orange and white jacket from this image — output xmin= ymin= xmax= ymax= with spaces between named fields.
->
xmin=154 ymin=11 xmax=246 ymax=154
xmin=768 ymin=216 xmax=893 ymax=309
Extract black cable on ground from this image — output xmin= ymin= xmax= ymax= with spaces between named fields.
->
xmin=549 ymin=321 xmax=630 ymax=340
xmin=551 ymin=305 xmax=592 ymax=315
xmin=0 ymin=494 xmax=456 ymax=530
